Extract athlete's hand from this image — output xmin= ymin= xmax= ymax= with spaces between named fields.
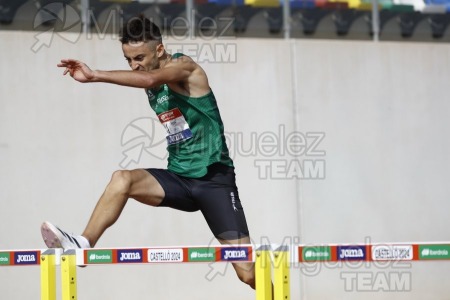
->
xmin=57 ymin=59 xmax=95 ymax=83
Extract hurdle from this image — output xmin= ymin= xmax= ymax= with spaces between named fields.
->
xmin=2 ymin=241 xmax=450 ymax=299
xmin=34 ymin=244 xmax=289 ymax=300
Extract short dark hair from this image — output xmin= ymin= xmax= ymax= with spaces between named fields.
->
xmin=120 ymin=15 xmax=162 ymax=44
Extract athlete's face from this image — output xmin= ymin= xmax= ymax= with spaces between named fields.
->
xmin=122 ymin=41 xmax=164 ymax=72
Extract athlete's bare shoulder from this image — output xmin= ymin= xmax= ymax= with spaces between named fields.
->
xmin=168 ymin=54 xmax=202 ymax=73
xmin=166 ymin=54 xmax=210 ymax=97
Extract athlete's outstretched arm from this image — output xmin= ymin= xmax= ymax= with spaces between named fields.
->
xmin=57 ymin=59 xmax=193 ymax=88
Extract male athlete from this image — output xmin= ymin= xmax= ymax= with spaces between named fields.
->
xmin=41 ymin=16 xmax=254 ymax=288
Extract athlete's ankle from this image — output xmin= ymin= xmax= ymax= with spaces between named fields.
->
xmin=78 ymin=235 xmax=91 ymax=248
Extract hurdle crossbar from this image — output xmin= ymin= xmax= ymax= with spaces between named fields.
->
xmin=2 ymin=241 xmax=450 ymax=300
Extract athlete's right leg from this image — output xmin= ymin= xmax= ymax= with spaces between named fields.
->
xmin=218 ymin=236 xmax=255 ymax=289
xmin=81 ymin=169 xmax=165 ymax=247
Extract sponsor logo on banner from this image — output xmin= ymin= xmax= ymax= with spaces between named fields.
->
xmin=337 ymin=246 xmax=366 ymax=260
xmin=148 ymin=249 xmax=183 ymax=263
xmin=14 ymin=251 xmax=39 ymax=265
xmin=220 ymin=247 xmax=249 ymax=261
xmin=0 ymin=252 xmax=10 ymax=265
xmin=188 ymin=248 xmax=216 ymax=262
xmin=117 ymin=249 xmax=143 ymax=263
xmin=371 ymin=245 xmax=413 ymax=261
xmin=302 ymin=246 xmax=331 ymax=262
xmin=87 ymin=250 xmax=113 ymax=264
xmin=419 ymin=245 xmax=450 ymax=260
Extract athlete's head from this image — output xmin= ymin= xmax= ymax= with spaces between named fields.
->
xmin=120 ymin=16 xmax=166 ymax=71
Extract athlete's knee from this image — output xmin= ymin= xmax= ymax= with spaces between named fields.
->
xmin=236 ymin=269 xmax=255 ymax=289
xmin=108 ymin=170 xmax=133 ymax=195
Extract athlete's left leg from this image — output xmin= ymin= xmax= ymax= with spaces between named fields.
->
xmin=218 ymin=236 xmax=255 ymax=289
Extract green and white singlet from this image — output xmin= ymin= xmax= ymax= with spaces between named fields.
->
xmin=146 ymin=54 xmax=233 ymax=178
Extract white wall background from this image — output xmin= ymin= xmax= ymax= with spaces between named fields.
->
xmin=0 ymin=31 xmax=449 ymax=299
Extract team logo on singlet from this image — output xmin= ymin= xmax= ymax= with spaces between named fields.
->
xmin=157 ymin=95 xmax=169 ymax=105
xmin=147 ymin=89 xmax=155 ymax=101
xmin=158 ymin=108 xmax=193 ymax=145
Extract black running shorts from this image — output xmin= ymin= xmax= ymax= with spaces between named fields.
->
xmin=146 ymin=163 xmax=250 ymax=240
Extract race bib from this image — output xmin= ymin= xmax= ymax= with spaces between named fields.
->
xmin=158 ymin=108 xmax=193 ymax=145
